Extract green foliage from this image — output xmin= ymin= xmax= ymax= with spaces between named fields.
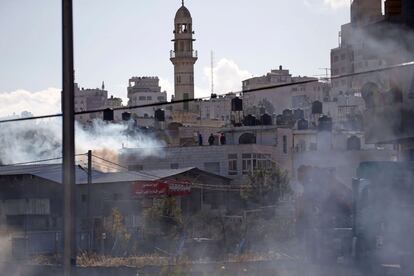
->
xmin=104 ymin=208 xmax=131 ymax=255
xmin=241 ymin=165 xmax=292 ymax=206
xmin=144 ymin=196 xmax=183 ymax=236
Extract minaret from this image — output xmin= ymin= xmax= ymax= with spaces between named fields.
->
xmin=170 ymin=1 xmax=197 ymax=112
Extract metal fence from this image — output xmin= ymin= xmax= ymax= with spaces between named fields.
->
xmin=11 ymin=231 xmax=91 ymax=258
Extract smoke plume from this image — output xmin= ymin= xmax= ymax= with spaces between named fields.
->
xmin=0 ymin=118 xmax=165 ymax=166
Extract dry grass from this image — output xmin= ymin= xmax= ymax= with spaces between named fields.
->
xmin=29 ymin=251 xmax=296 ymax=268
xmin=77 ymin=252 xmax=170 ymax=267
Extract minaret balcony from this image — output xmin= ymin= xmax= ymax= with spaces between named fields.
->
xmin=170 ymin=50 xmax=198 ymax=59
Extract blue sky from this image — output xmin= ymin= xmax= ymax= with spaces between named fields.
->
xmin=0 ymin=0 xmax=350 ymax=116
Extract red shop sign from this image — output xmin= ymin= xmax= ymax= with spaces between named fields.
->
xmin=165 ymin=179 xmax=191 ymax=196
xmin=132 ymin=180 xmax=191 ymax=197
xmin=132 ymin=181 xmax=168 ymax=196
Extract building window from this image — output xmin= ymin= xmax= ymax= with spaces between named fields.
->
xmin=170 ymin=163 xmax=179 ymax=169
xmin=139 ymin=96 xmax=146 ymax=101
xmin=157 ymin=96 xmax=165 ymax=102
xmin=147 ymin=96 xmax=152 ymax=100
xmin=283 ymin=135 xmax=288 ymax=154
xmin=228 ymin=154 xmax=238 ymax=175
xmin=242 ymin=153 xmax=271 ymax=175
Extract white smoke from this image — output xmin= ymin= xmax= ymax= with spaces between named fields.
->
xmin=304 ymin=0 xmax=349 ymax=10
xmin=203 ymin=58 xmax=251 ymax=96
xmin=0 ymin=118 xmax=165 ymax=165
xmin=160 ymin=58 xmax=252 ymax=100
xmin=323 ymin=0 xmax=349 ymax=9
xmin=0 ymin=88 xmax=61 ymax=118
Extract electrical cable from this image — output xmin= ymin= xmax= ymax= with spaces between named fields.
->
xmin=90 ymin=153 xmax=244 ymax=190
xmin=0 ymin=153 xmax=87 ymax=167
xmin=0 ymin=153 xmax=247 ymax=191
xmin=91 ymin=154 xmax=161 ymax=179
xmin=0 ymin=60 xmax=413 ymax=124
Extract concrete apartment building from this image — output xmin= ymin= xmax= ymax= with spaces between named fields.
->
xmin=329 ymin=0 xmax=414 ymax=148
xmin=242 ymin=66 xmax=331 ymax=121
xmin=106 ymin=95 xmax=123 ymax=109
xmin=74 ymin=82 xmax=109 ymax=123
xmin=120 ymin=125 xmax=293 ymax=183
xmin=198 ymin=93 xmax=236 ymax=124
xmin=292 ymin=128 xmax=398 ymax=188
xmin=127 ymin=77 xmax=168 ymax=119
xmin=330 ymin=0 xmax=414 ymax=95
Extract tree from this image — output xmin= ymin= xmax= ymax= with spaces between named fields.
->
xmin=104 ymin=208 xmax=131 ymax=256
xmin=143 ymin=196 xmax=183 ymax=237
xmin=241 ymin=165 xmax=292 ymax=206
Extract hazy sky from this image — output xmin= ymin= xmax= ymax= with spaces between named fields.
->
xmin=0 ymin=0 xmax=350 ymax=116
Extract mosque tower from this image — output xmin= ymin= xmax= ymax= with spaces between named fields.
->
xmin=170 ymin=1 xmax=198 ymax=112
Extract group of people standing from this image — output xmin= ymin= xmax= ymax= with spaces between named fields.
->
xmin=197 ymin=132 xmax=226 ymax=146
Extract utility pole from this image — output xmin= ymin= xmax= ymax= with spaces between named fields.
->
xmin=87 ymin=150 xmax=92 ymax=252
xmin=62 ymin=0 xmax=76 ymax=275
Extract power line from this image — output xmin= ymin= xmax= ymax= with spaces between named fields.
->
xmin=0 ymin=154 xmax=87 ymax=167
xmin=91 ymin=154 xmax=128 ymax=170
xmin=90 ymin=160 xmax=124 ymax=172
xmin=0 ymin=152 xmax=244 ymax=191
xmin=91 ymin=154 xmax=161 ymax=179
xmin=1 ymin=60 xmax=413 ymax=125
xmin=91 ymin=154 xmax=245 ymax=191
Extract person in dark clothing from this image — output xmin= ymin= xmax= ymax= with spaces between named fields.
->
xmin=220 ymin=133 xmax=226 ymax=145
xmin=208 ymin=133 xmax=215 ymax=145
xmin=197 ymin=132 xmax=203 ymax=146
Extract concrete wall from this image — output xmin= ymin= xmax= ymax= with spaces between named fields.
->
xmin=120 ymin=143 xmax=293 ymax=180
xmin=293 ymin=149 xmax=398 ymax=187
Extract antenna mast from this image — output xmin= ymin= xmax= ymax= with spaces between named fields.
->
xmin=211 ymin=50 xmax=215 ymax=94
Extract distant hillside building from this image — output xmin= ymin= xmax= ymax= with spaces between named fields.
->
xmin=106 ymin=95 xmax=123 ymax=109
xmin=127 ymin=76 xmax=167 ymax=118
xmin=199 ymin=93 xmax=237 ymax=123
xmin=330 ymin=0 xmax=414 ymax=144
xmin=242 ymin=66 xmax=331 ymax=120
xmin=74 ymin=82 xmax=108 ymax=123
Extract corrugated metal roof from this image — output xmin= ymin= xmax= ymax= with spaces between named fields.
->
xmin=143 ymin=167 xmax=230 ymax=180
xmin=0 ymin=164 xmax=103 ymax=184
xmin=0 ymin=164 xmax=230 ymax=184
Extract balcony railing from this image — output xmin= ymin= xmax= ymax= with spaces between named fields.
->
xmin=170 ymin=50 xmax=198 ymax=59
